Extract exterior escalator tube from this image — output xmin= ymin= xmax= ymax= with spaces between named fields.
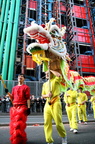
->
xmin=0 ymin=0 xmax=2 ymax=8
xmin=0 ymin=0 xmax=10 ymax=70
xmin=0 ymin=0 xmax=6 ymax=37
xmin=2 ymin=0 xmax=16 ymax=80
xmin=8 ymin=0 xmax=21 ymax=80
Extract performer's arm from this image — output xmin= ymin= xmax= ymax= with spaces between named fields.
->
xmin=26 ymin=99 xmax=31 ymax=115
xmin=42 ymin=82 xmax=52 ymax=99
xmin=64 ymin=91 xmax=70 ymax=106
xmin=27 ymin=99 xmax=30 ymax=108
xmin=5 ymin=92 xmax=13 ymax=103
xmin=42 ymin=92 xmax=52 ymax=99
xmin=50 ymin=70 xmax=62 ymax=77
xmin=26 ymin=86 xmax=31 ymax=115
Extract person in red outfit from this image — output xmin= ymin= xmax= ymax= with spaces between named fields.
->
xmin=5 ymin=74 xmax=30 ymax=144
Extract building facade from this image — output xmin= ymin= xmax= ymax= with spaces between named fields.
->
xmin=0 ymin=0 xmax=95 ymax=81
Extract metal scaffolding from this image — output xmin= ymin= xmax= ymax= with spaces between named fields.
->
xmin=65 ymin=0 xmax=95 ymax=76
xmin=65 ymin=0 xmax=83 ymax=75
xmin=15 ymin=0 xmax=30 ymax=77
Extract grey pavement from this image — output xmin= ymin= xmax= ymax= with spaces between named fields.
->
xmin=0 ymin=112 xmax=95 ymax=144
xmin=0 ymin=111 xmax=95 ymax=126
xmin=0 ymin=120 xmax=95 ymax=144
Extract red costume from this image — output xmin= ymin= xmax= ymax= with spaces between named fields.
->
xmin=10 ymin=84 xmax=30 ymax=144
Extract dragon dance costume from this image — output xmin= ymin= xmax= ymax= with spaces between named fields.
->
xmin=10 ymin=84 xmax=30 ymax=144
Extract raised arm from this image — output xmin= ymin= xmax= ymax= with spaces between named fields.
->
xmin=50 ymin=70 xmax=62 ymax=77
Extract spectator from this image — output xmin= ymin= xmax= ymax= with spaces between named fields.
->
xmin=0 ymin=96 xmax=2 ymax=111
xmin=60 ymin=93 xmax=65 ymax=113
xmin=86 ymin=99 xmax=91 ymax=116
xmin=30 ymin=95 xmax=36 ymax=113
xmin=36 ymin=97 xmax=41 ymax=112
xmin=5 ymin=94 xmax=10 ymax=113
xmin=1 ymin=96 xmax=6 ymax=112
xmin=40 ymin=97 xmax=46 ymax=113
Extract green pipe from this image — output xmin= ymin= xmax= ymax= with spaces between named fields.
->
xmin=0 ymin=0 xmax=2 ymax=7
xmin=0 ymin=0 xmax=10 ymax=70
xmin=8 ymin=0 xmax=21 ymax=80
xmin=0 ymin=0 xmax=6 ymax=37
xmin=0 ymin=0 xmax=3 ymax=13
xmin=2 ymin=0 xmax=16 ymax=80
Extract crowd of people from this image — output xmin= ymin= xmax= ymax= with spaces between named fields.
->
xmin=0 ymin=95 xmax=12 ymax=113
xmin=30 ymin=96 xmax=46 ymax=113
xmin=0 ymin=92 xmax=93 ymax=117
xmin=0 ymin=94 xmax=66 ymax=114
xmin=0 ymin=92 xmax=92 ymax=115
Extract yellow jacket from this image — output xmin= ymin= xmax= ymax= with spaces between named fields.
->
xmin=90 ymin=96 xmax=95 ymax=105
xmin=42 ymin=76 xmax=62 ymax=99
xmin=77 ymin=93 xmax=88 ymax=105
xmin=64 ymin=90 xmax=77 ymax=104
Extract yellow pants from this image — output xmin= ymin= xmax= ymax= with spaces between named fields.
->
xmin=44 ymin=99 xmax=66 ymax=143
xmin=66 ymin=104 xmax=78 ymax=130
xmin=93 ymin=105 xmax=95 ymax=118
xmin=77 ymin=104 xmax=88 ymax=122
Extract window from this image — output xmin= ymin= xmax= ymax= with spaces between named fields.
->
xmin=19 ymin=27 xmax=24 ymax=36
xmin=21 ymin=6 xmax=26 ymax=14
xmin=79 ymin=45 xmax=93 ymax=55
xmin=29 ymin=9 xmax=36 ymax=20
xmin=61 ymin=13 xmax=67 ymax=25
xmin=74 ymin=0 xmax=84 ymax=6
xmin=19 ymin=15 xmax=25 ymax=25
xmin=91 ymin=8 xmax=95 ymax=22
xmin=76 ymin=18 xmax=88 ymax=29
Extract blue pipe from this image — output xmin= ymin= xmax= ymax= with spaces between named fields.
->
xmin=48 ymin=0 xmax=53 ymax=20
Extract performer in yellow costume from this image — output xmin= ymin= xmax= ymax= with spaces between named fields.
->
xmin=64 ymin=87 xmax=78 ymax=134
xmin=90 ymin=95 xmax=95 ymax=118
xmin=77 ymin=87 xmax=88 ymax=124
xmin=42 ymin=70 xmax=67 ymax=144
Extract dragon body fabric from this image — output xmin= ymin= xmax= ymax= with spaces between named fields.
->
xmin=24 ymin=18 xmax=95 ymax=95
